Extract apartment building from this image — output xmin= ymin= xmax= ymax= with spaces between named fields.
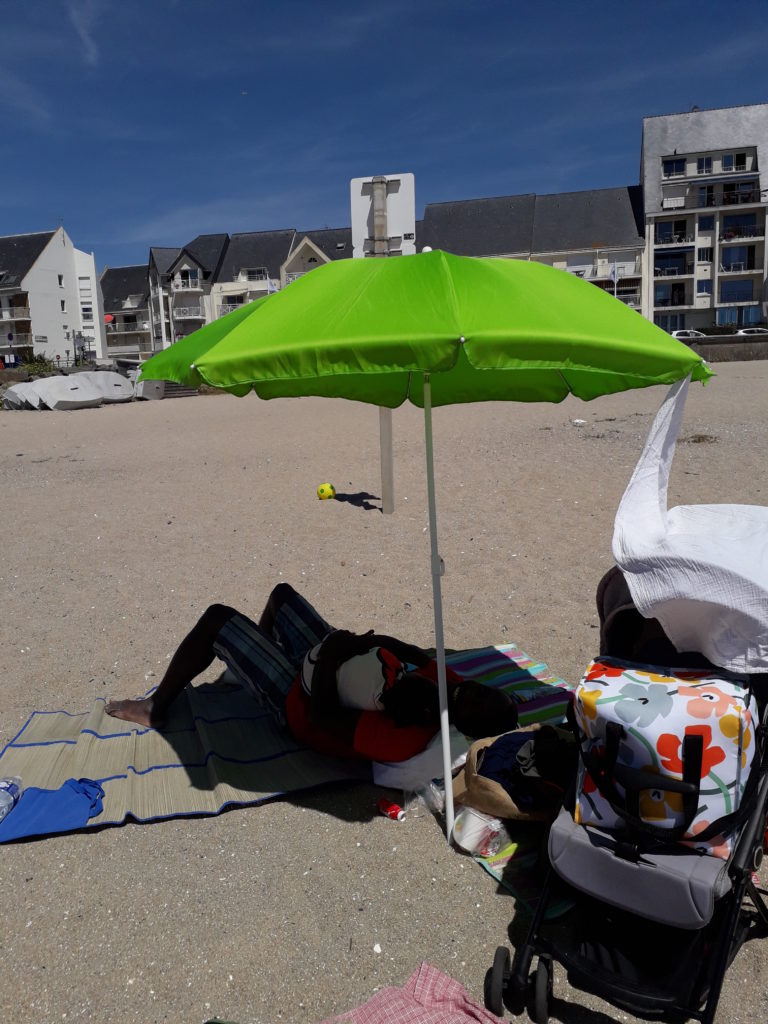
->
xmin=641 ymin=104 xmax=768 ymax=331
xmin=99 ymin=228 xmax=356 ymax=363
xmin=100 ymin=265 xmax=152 ymax=361
xmin=96 ymin=102 xmax=767 ymax=364
xmin=420 ymin=187 xmax=645 ymax=310
xmin=0 ymin=227 xmax=106 ymax=365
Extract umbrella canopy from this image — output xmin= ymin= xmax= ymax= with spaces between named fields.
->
xmin=139 ymin=250 xmax=711 ymax=836
xmin=140 ymin=250 xmax=710 ymax=401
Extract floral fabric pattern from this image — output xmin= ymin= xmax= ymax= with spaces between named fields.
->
xmin=572 ymin=659 xmax=757 ymax=860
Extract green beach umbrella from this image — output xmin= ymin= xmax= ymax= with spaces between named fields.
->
xmin=140 ymin=249 xmax=711 ymax=835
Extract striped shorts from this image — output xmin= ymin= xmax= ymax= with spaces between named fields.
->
xmin=212 ymin=590 xmax=332 ymax=726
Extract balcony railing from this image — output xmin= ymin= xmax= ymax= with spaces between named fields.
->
xmin=0 ymin=307 xmax=31 ymax=320
xmin=720 ymin=225 xmax=763 ymax=241
xmin=173 ymin=306 xmax=205 ymax=319
xmin=662 ymin=187 xmax=763 ymax=211
xmin=616 ymin=290 xmax=641 ymax=305
xmin=654 ymin=234 xmax=695 ymax=245
xmin=719 ymin=263 xmax=760 ymax=274
xmin=3 ymin=332 xmax=32 ymax=345
xmin=654 ymin=265 xmax=694 ymax=277
xmin=217 ymin=304 xmax=244 ymax=318
xmin=107 ymin=322 xmax=150 ymax=334
xmin=284 ymin=271 xmax=306 ymax=284
xmin=171 ymin=279 xmax=203 ymax=291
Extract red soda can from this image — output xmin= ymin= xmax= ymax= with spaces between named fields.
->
xmin=377 ymin=796 xmax=405 ymax=821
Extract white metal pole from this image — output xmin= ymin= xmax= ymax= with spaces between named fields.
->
xmin=379 ymin=407 xmax=395 ymax=514
xmin=423 ymin=373 xmax=455 ymax=838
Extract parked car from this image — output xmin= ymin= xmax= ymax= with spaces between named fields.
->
xmin=735 ymin=326 xmax=768 ymax=336
xmin=671 ymin=329 xmax=705 ymax=339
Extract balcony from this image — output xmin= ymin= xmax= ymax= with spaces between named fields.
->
xmin=173 ymin=306 xmax=205 ymax=319
xmin=107 ymin=322 xmax=150 ymax=334
xmin=661 ymin=186 xmax=763 ymax=211
xmin=0 ymin=307 xmax=31 ymax=320
xmin=654 ymin=233 xmax=694 ymax=245
xmin=284 ymin=271 xmax=306 ymax=284
xmin=616 ymin=290 xmax=641 ymax=306
xmin=171 ymin=279 xmax=203 ymax=292
xmin=720 ymin=225 xmax=764 ymax=241
xmin=654 ymin=265 xmax=694 ymax=277
xmin=217 ymin=303 xmax=245 ymax=318
xmin=719 ymin=263 xmax=760 ymax=275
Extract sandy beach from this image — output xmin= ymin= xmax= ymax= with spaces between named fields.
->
xmin=0 ymin=360 xmax=766 ymax=1024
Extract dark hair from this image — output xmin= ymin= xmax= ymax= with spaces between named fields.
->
xmin=451 ymin=682 xmax=518 ymax=739
xmin=380 ymin=671 xmax=440 ymax=727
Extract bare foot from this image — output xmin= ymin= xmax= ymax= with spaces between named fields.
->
xmin=104 ymin=696 xmax=165 ymax=728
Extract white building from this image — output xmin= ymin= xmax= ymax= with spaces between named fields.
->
xmin=0 ymin=227 xmax=106 ymax=365
xmin=641 ymin=103 xmax=768 ymax=332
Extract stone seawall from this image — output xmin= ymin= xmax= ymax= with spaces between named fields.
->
xmin=688 ymin=336 xmax=768 ymax=362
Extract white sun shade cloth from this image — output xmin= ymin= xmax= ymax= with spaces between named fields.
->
xmin=612 ymin=375 xmax=768 ymax=673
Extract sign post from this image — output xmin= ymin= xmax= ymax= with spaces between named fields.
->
xmin=350 ymin=174 xmax=416 ymax=514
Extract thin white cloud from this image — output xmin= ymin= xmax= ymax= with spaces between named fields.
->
xmin=0 ymin=68 xmax=52 ymax=120
xmin=67 ymin=0 xmax=102 ymax=67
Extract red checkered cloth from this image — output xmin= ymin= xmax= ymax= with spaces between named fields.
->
xmin=318 ymin=962 xmax=500 ymax=1023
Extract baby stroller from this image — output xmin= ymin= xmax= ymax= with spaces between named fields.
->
xmin=485 ymin=567 xmax=768 ymax=1024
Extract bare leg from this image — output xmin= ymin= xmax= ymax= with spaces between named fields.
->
xmin=105 ymin=604 xmax=237 ymax=728
xmin=258 ymin=582 xmax=300 ymax=636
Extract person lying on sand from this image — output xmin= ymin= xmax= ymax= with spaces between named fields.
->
xmin=106 ymin=583 xmax=518 ymax=762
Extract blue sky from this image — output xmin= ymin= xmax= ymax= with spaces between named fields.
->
xmin=4 ymin=0 xmax=768 ymax=273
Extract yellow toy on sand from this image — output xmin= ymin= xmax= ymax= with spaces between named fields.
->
xmin=317 ymin=483 xmax=336 ymax=500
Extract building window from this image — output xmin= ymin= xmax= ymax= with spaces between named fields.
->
xmin=697 ymin=247 xmax=712 ymax=263
xmin=245 ymin=267 xmax=268 ymax=281
xmin=721 ymin=280 xmax=753 ymax=303
xmin=698 ymin=215 xmax=714 ymax=231
xmin=721 ymin=246 xmax=754 ymax=272
xmin=698 ymin=186 xmax=714 ymax=208
xmin=724 ymin=152 xmax=748 ymax=172
xmin=60 ymin=299 xmax=66 ymax=312
xmin=697 ymin=156 xmax=712 ymax=175
xmin=655 ymin=219 xmax=688 ymax=244
xmin=663 ymin=158 xmax=685 ymax=177
xmin=697 ymin=280 xmax=712 ymax=295
xmin=81 ymin=305 xmax=93 ymax=321
xmin=722 ymin=213 xmax=757 ymax=239
xmin=58 ymin=274 xmax=64 ymax=287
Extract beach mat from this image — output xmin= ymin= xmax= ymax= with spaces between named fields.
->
xmin=0 ymin=643 xmax=572 ymax=841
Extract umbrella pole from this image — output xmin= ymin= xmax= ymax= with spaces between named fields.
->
xmin=423 ymin=373 xmax=455 ymax=839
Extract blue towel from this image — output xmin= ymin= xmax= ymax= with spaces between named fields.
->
xmin=0 ymin=778 xmax=104 ymax=842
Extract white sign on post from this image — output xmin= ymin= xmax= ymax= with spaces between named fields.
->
xmin=350 ymin=174 xmax=416 ymax=515
xmin=350 ymin=173 xmax=416 ymax=259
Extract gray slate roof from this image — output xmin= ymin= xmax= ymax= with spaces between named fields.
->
xmin=100 ymin=265 xmax=150 ymax=313
xmin=0 ymin=231 xmax=56 ymax=288
xmin=216 ymin=230 xmax=296 ymax=282
xmin=296 ymin=226 xmax=353 ymax=261
xmin=420 ymin=195 xmax=536 ymax=256
xmin=149 ymin=247 xmax=180 ymax=276
xmin=531 ymin=186 xmax=644 ymax=254
xmin=180 ymin=234 xmax=230 ymax=278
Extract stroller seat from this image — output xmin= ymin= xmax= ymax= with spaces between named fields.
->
xmin=548 ymin=806 xmax=732 ymax=930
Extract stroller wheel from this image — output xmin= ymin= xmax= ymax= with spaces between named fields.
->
xmin=532 ymin=956 xmax=553 ymax=1024
xmin=485 ymin=946 xmax=510 ymax=1016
